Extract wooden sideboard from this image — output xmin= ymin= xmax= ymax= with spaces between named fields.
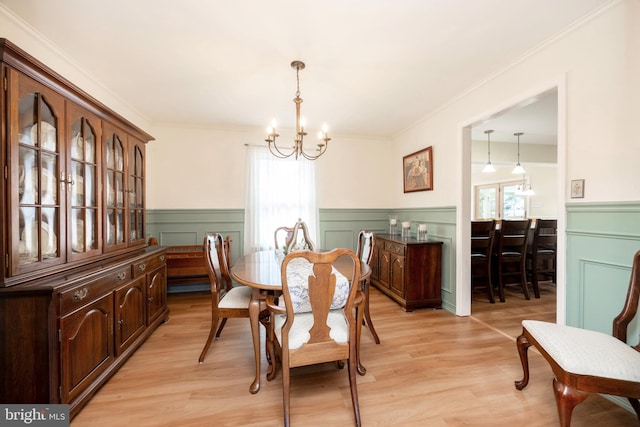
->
xmin=166 ymin=245 xmax=208 ymax=286
xmin=370 ymin=234 xmax=443 ymax=311
xmin=0 ymin=246 xmax=167 ymax=417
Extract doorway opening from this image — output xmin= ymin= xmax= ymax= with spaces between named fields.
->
xmin=456 ymin=78 xmax=567 ymax=325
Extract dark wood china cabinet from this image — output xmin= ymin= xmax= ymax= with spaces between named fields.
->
xmin=0 ymin=39 xmax=167 ymax=418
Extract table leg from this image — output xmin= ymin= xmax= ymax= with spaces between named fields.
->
xmin=249 ymin=289 xmax=262 ymax=394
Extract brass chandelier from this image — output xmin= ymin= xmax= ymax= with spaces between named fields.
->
xmin=265 ymin=61 xmax=331 ymax=160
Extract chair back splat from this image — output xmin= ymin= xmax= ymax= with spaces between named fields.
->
xmin=515 ymin=249 xmax=640 ymax=426
xmin=265 ymin=248 xmax=362 ymax=426
xmin=356 ymin=230 xmax=380 ymax=345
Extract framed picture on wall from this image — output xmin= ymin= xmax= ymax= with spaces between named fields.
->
xmin=403 ymin=146 xmax=433 ymax=193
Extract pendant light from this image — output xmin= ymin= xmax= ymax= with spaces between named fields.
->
xmin=512 ymin=132 xmax=526 ymax=174
xmin=482 ymin=129 xmax=496 ymax=173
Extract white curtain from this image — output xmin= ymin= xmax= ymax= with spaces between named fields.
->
xmin=243 ymin=146 xmax=319 ymax=254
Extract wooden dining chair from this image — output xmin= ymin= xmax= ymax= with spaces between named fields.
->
xmin=496 ymin=219 xmax=532 ymax=302
xmin=515 ymin=249 xmax=640 ymax=427
xmin=198 ymin=233 xmax=266 ymax=363
xmin=284 ymin=219 xmax=316 ymax=253
xmin=471 ymin=220 xmax=497 ymax=303
xmin=527 ymin=219 xmax=557 ymax=290
xmin=274 ymin=226 xmax=294 ymax=250
xmin=265 ymin=248 xmax=363 ymax=427
xmin=356 ymin=230 xmax=380 ymax=344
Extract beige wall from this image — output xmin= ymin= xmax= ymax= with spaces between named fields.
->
xmin=393 ymin=0 xmax=640 ymax=206
xmin=3 ymin=0 xmax=638 ymax=209
xmin=145 ymin=124 xmax=394 ymax=209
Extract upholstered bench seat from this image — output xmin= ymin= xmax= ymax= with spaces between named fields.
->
xmin=523 ymin=319 xmax=640 ymax=382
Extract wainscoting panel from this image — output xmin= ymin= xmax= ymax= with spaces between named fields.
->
xmin=147 ymin=207 xmax=458 ymax=313
xmin=566 ymin=202 xmax=640 ymax=415
xmin=566 ymin=202 xmax=640 ymax=343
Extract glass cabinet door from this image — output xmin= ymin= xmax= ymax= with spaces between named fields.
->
xmin=103 ymin=124 xmax=127 ymax=252
xmin=10 ymin=72 xmax=66 ymax=274
xmin=129 ymin=141 xmax=145 ymax=244
xmin=68 ymin=104 xmax=101 ymax=260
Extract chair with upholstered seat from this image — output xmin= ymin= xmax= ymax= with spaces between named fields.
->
xmin=356 ymin=230 xmax=380 ymax=344
xmin=284 ymin=219 xmax=316 ymax=253
xmin=198 ymin=233 xmax=266 ymax=363
xmin=515 ymin=249 xmax=640 ymax=426
xmin=265 ymin=248 xmax=363 ymax=427
xmin=527 ymin=219 xmax=557 ymax=290
xmin=471 ymin=220 xmax=497 ymax=303
xmin=274 ymin=226 xmax=294 ymax=250
xmin=496 ymin=219 xmax=532 ymax=301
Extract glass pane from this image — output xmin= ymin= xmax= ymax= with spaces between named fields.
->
xmin=135 ymin=146 xmax=143 ymax=175
xmin=86 ymin=164 xmax=95 ymax=206
xmin=503 ymin=184 xmax=525 ymax=219
xmin=477 ymin=187 xmax=496 ymax=219
xmin=85 ymin=120 xmax=96 ymax=163
xmin=107 ymin=209 xmax=115 ymax=245
xmin=136 ymin=179 xmax=143 ymax=208
xmin=71 ymin=208 xmax=84 ymax=253
xmin=116 ymin=211 xmax=124 ymax=243
xmin=19 ymin=206 xmax=38 ymax=264
xmin=107 ymin=171 xmax=115 ymax=207
xmin=87 ymin=209 xmax=97 ymax=250
xmin=115 ymin=173 xmax=124 ymax=207
xmin=71 ymin=121 xmax=83 ymax=160
xmin=130 ymin=211 xmax=136 ymax=240
xmin=71 ymin=160 xmax=84 ymax=206
xmin=42 ymin=208 xmax=58 ymax=259
xmin=115 ymin=137 xmax=124 ymax=171
xmin=129 ymin=175 xmax=136 ymax=208
xmin=18 ymin=94 xmax=36 ymax=146
xmin=40 ymin=152 xmax=57 ymax=205
xmin=39 ymin=99 xmax=57 ymax=152
xmin=137 ymin=211 xmax=143 ymax=239
xmin=19 ymin=146 xmax=37 ymax=204
xmin=106 ymin=136 xmax=115 ymax=169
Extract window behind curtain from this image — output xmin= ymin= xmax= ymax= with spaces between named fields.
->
xmin=243 ymin=146 xmax=318 ymax=254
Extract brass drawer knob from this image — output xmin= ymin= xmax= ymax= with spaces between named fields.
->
xmin=138 ymin=263 xmax=146 ymax=272
xmin=73 ymin=288 xmax=88 ymax=301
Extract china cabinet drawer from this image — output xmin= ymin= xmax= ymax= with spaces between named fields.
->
xmin=132 ymin=253 xmax=166 ymax=278
xmin=60 ymin=267 xmax=131 ymax=315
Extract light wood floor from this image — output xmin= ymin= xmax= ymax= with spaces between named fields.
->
xmin=71 ymin=283 xmax=637 ymax=426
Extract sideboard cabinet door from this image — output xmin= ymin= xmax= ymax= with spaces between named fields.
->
xmin=60 ymin=292 xmax=115 ymax=404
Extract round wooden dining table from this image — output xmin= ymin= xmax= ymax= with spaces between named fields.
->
xmin=230 ymin=249 xmax=371 ymax=394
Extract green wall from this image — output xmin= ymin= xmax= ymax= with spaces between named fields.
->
xmin=565 ymin=202 xmax=640 ymax=342
xmin=148 ymin=202 xmax=640 ymax=328
xmin=146 ymin=207 xmax=458 ymax=311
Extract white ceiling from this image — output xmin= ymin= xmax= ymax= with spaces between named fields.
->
xmin=0 ymin=0 xmax=611 ymax=139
